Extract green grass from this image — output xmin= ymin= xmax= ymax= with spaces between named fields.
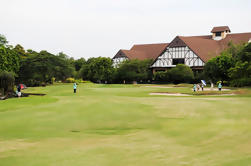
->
xmin=0 ymin=83 xmax=251 ymax=166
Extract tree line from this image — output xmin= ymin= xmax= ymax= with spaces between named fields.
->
xmin=1 ymin=34 xmax=251 ymax=96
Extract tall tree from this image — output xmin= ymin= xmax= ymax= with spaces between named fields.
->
xmin=0 ymin=45 xmax=20 ymax=74
xmin=74 ymin=58 xmax=86 ymax=71
xmin=18 ymin=51 xmax=74 ymax=86
xmin=204 ymin=53 xmax=233 ymax=82
xmin=80 ymin=57 xmax=114 ymax=83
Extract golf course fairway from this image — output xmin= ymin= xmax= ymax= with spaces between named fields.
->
xmin=0 ymin=83 xmax=251 ymax=166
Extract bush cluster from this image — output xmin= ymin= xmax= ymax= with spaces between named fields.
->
xmin=154 ymin=64 xmax=194 ymax=84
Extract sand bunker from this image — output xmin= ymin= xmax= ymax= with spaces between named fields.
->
xmin=198 ymin=88 xmax=231 ymax=91
xmin=149 ymin=92 xmax=236 ymax=96
xmin=149 ymin=93 xmax=191 ymax=96
xmin=145 ymin=86 xmax=173 ymax=88
xmin=205 ymin=93 xmax=236 ymax=96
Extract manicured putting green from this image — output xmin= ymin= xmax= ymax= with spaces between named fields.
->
xmin=0 ymin=83 xmax=251 ymax=166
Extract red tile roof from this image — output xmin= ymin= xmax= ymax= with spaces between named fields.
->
xmin=113 ymin=43 xmax=169 ymax=60
xmin=179 ymin=32 xmax=251 ymax=62
xmin=121 ymin=49 xmax=147 ymax=60
xmin=211 ymin=26 xmax=231 ymax=33
xmin=179 ymin=36 xmax=222 ymax=62
xmin=114 ymin=27 xmax=251 ymax=64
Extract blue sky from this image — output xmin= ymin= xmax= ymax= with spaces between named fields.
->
xmin=1 ymin=0 xmax=251 ymax=59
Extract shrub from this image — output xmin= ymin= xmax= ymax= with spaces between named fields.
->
xmin=65 ymin=77 xmax=75 ymax=83
xmin=153 ymin=71 xmax=169 ymax=83
xmin=115 ymin=59 xmax=153 ymax=83
xmin=229 ymin=78 xmax=251 ymax=87
xmin=168 ymin=64 xmax=194 ymax=84
xmin=0 ymin=71 xmax=15 ymax=95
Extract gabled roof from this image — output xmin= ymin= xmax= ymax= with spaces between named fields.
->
xmin=211 ymin=26 xmax=231 ymax=33
xmin=121 ymin=49 xmax=147 ymax=60
xmin=219 ymin=32 xmax=251 ymax=49
xmin=178 ymin=36 xmax=222 ymax=62
xmin=113 ymin=43 xmax=169 ymax=60
xmin=130 ymin=43 xmax=169 ymax=60
xmin=177 ymin=32 xmax=251 ymax=62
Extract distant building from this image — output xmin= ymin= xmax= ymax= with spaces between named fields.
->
xmin=113 ymin=26 xmax=251 ymax=72
xmin=151 ymin=26 xmax=251 ymax=72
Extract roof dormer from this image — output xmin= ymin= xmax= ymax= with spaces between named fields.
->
xmin=211 ymin=26 xmax=231 ymax=40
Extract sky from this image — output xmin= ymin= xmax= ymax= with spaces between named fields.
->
xmin=0 ymin=0 xmax=251 ymax=59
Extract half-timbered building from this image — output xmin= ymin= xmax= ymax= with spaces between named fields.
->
xmin=113 ymin=26 xmax=251 ymax=72
xmin=112 ymin=43 xmax=169 ymax=67
xmin=151 ymin=26 xmax=251 ymax=72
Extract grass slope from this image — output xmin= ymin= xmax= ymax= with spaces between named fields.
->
xmin=0 ymin=83 xmax=251 ymax=166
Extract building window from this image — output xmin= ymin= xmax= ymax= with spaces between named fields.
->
xmin=172 ymin=58 xmax=185 ymax=65
xmin=215 ymin=32 xmax=221 ymax=37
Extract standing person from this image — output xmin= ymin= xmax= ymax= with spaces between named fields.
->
xmin=197 ymin=84 xmax=200 ymax=91
xmin=17 ymin=84 xmax=21 ymax=97
xmin=201 ymin=83 xmax=204 ymax=91
xmin=218 ymin=81 xmax=222 ymax=91
xmin=193 ymin=84 xmax=196 ymax=92
xmin=73 ymin=83 xmax=77 ymax=93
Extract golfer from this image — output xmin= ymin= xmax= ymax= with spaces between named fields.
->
xmin=73 ymin=83 xmax=77 ymax=93
xmin=197 ymin=84 xmax=200 ymax=91
xmin=193 ymin=84 xmax=196 ymax=92
xmin=218 ymin=82 xmax=222 ymax=91
xmin=17 ymin=84 xmax=21 ymax=97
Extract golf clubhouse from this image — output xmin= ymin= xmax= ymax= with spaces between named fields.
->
xmin=112 ymin=26 xmax=251 ymax=73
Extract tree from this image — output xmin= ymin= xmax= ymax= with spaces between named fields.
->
xmin=204 ymin=54 xmax=233 ymax=82
xmin=80 ymin=57 xmax=114 ymax=83
xmin=115 ymin=59 xmax=153 ymax=83
xmin=0 ymin=71 xmax=15 ymax=95
xmin=168 ymin=64 xmax=194 ymax=84
xmin=14 ymin=44 xmax=27 ymax=58
xmin=228 ymin=43 xmax=251 ymax=86
xmin=238 ymin=42 xmax=251 ymax=62
xmin=0 ymin=45 xmax=20 ymax=74
xmin=203 ymin=42 xmax=251 ymax=87
xmin=74 ymin=58 xmax=86 ymax=71
xmin=18 ymin=51 xmax=74 ymax=86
